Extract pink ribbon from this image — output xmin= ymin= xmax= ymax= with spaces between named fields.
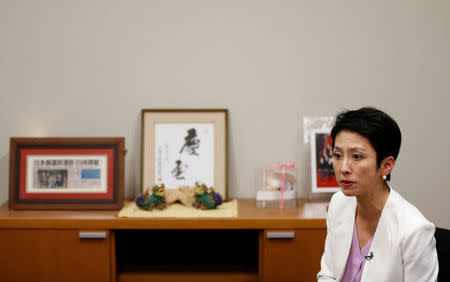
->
xmin=271 ymin=161 xmax=296 ymax=208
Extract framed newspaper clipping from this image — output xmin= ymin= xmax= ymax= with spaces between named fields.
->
xmin=9 ymin=137 xmax=125 ymax=210
xmin=141 ymin=109 xmax=228 ymax=199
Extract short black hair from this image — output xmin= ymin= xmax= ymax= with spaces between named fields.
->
xmin=330 ymin=107 xmax=401 ymax=181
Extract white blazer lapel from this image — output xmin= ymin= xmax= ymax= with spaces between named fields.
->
xmin=335 ymin=199 xmax=357 ymax=281
xmin=360 ymin=189 xmax=395 ymax=282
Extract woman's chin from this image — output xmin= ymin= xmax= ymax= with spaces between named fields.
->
xmin=340 ymin=187 xmax=359 ymax=197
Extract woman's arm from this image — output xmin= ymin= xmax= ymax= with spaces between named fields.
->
xmin=317 ymin=227 xmax=337 ymax=281
xmin=402 ymin=222 xmax=439 ymax=282
xmin=317 ymin=199 xmax=338 ymax=281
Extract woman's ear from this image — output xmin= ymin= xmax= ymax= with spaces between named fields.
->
xmin=381 ymin=156 xmax=396 ymax=177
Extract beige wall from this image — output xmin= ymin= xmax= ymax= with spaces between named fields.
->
xmin=0 ymin=0 xmax=449 ymax=228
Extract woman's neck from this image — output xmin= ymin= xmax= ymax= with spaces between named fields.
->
xmin=356 ymin=182 xmax=390 ymax=221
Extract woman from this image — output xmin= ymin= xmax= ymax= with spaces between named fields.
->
xmin=317 ymin=107 xmax=438 ymax=281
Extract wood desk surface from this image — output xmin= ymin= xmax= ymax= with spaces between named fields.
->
xmin=0 ymin=199 xmax=328 ymax=230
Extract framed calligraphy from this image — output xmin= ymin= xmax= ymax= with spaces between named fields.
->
xmin=9 ymin=137 xmax=125 ymax=210
xmin=141 ymin=109 xmax=228 ymax=199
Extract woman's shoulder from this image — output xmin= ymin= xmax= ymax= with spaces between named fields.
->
xmin=327 ymin=191 xmax=356 ymax=223
xmin=329 ymin=190 xmax=354 ymax=207
xmin=384 ymin=188 xmax=435 ymax=233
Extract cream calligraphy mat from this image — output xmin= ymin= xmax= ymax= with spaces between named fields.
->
xmin=118 ymin=199 xmax=238 ymax=218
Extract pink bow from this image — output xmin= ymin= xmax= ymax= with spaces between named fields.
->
xmin=271 ymin=161 xmax=296 ymax=208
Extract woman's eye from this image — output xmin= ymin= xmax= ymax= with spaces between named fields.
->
xmin=353 ymin=154 xmax=363 ymax=160
xmin=333 ymin=153 xmax=341 ymax=159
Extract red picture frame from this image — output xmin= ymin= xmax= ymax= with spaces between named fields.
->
xmin=9 ymin=137 xmax=125 ymax=210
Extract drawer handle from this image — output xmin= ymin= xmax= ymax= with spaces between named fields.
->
xmin=79 ymin=232 xmax=107 ymax=239
xmin=266 ymin=232 xmax=295 ymax=239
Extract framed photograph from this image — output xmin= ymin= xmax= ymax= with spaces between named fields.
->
xmin=9 ymin=137 xmax=125 ymax=210
xmin=310 ymin=129 xmax=340 ymax=193
xmin=141 ymin=109 xmax=228 ymax=199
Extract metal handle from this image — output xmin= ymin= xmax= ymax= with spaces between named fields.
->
xmin=266 ymin=232 xmax=295 ymax=239
xmin=78 ymin=232 xmax=107 ymax=239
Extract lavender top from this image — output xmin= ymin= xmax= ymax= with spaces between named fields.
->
xmin=341 ymin=221 xmax=374 ymax=282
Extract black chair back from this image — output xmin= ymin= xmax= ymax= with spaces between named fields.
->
xmin=435 ymin=227 xmax=450 ymax=282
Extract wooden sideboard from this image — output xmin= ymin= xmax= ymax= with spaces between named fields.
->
xmin=0 ymin=199 xmax=328 ymax=282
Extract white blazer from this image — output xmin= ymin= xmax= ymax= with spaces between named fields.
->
xmin=317 ymin=187 xmax=438 ymax=282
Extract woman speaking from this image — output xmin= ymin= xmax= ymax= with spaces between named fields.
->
xmin=317 ymin=107 xmax=438 ymax=281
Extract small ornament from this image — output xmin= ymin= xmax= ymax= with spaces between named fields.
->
xmin=192 ymin=181 xmax=223 ymax=210
xmin=136 ymin=183 xmax=167 ymax=211
xmin=165 ymin=186 xmax=195 ymax=206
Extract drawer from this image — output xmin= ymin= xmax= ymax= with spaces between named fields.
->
xmin=261 ymin=229 xmax=326 ymax=282
xmin=0 ymin=229 xmax=111 ymax=282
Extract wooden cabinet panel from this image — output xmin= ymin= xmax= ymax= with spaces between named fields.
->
xmin=261 ymin=229 xmax=326 ymax=282
xmin=0 ymin=199 xmax=328 ymax=282
xmin=0 ymin=229 xmax=110 ymax=282
xmin=118 ymin=271 xmax=258 ymax=282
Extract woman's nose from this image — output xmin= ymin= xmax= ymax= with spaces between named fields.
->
xmin=340 ymin=158 xmax=351 ymax=174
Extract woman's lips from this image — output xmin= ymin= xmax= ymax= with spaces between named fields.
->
xmin=340 ymin=180 xmax=355 ymax=188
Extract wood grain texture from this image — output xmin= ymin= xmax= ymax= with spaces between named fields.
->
xmin=118 ymin=272 xmax=258 ymax=282
xmin=0 ymin=229 xmax=111 ymax=282
xmin=262 ymin=229 xmax=327 ymax=282
xmin=0 ymin=199 xmax=328 ymax=229
xmin=0 ymin=198 xmax=329 ymax=282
